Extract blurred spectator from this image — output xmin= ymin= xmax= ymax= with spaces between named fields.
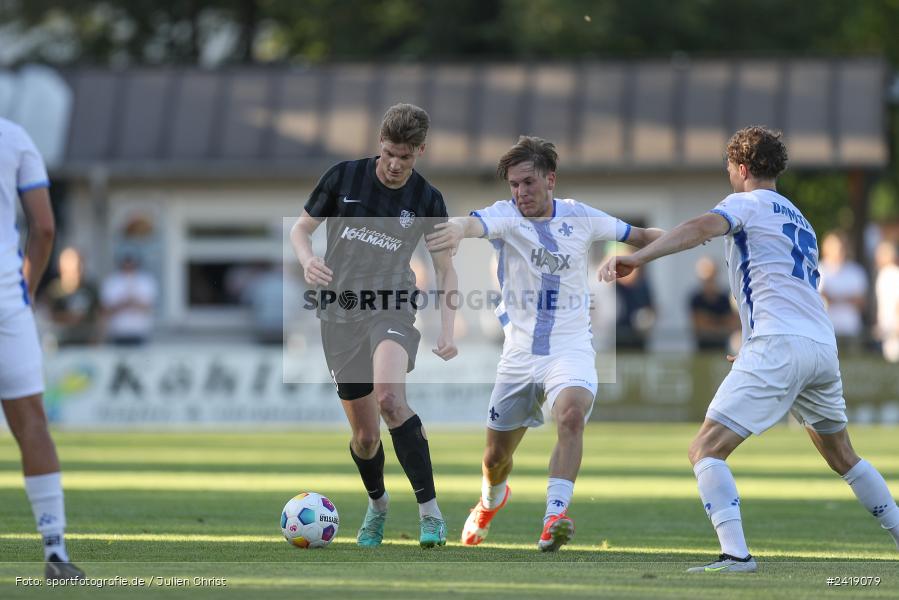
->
xmin=874 ymin=241 xmax=899 ymax=362
xmin=243 ymin=263 xmax=284 ymax=345
xmin=614 ymin=245 xmax=655 ymax=350
xmin=44 ymin=248 xmax=101 ymax=345
xmin=689 ymin=256 xmax=738 ymax=351
xmin=588 ymin=243 xmax=617 ymax=353
xmin=819 ymin=232 xmax=868 ymax=345
xmin=100 ymin=253 xmax=158 ymax=345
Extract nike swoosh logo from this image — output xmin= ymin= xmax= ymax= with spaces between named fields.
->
xmin=413 ymin=488 xmax=425 ymax=493
xmin=387 ymin=329 xmax=405 ymax=336
xmin=342 ymin=196 xmax=361 ymax=203
xmin=704 ymin=566 xmax=728 ymax=572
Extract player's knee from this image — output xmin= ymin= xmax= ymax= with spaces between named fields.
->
xmin=353 ymin=432 xmax=381 ymax=456
xmin=374 ymin=386 xmax=403 ymax=419
xmin=5 ymin=405 xmax=48 ymax=438
xmin=556 ymin=406 xmax=586 ymax=436
xmin=8 ymin=417 xmax=51 ymax=451
xmin=483 ymin=446 xmax=511 ymax=471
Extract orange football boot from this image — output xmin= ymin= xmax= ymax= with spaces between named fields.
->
xmin=460 ymin=485 xmax=511 ymax=546
xmin=537 ymin=511 xmax=574 ymax=552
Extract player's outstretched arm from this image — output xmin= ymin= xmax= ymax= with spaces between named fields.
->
xmin=600 ymin=213 xmax=729 ymax=282
xmin=430 ymin=247 xmax=459 ymax=361
xmin=425 ymin=216 xmax=485 ymax=256
xmin=20 ymin=187 xmax=55 ymax=304
xmin=623 ymin=226 xmax=666 ymax=249
xmin=290 ymin=210 xmax=333 ymax=286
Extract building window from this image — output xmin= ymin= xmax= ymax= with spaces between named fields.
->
xmin=187 ymin=261 xmax=277 ymax=307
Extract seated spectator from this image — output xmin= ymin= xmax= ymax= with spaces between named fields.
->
xmin=689 ymin=256 xmax=738 ymax=351
xmin=101 ymin=253 xmax=158 ymax=346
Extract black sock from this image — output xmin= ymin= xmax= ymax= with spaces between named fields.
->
xmin=389 ymin=414 xmax=436 ymax=504
xmin=350 ymin=441 xmax=386 ymax=501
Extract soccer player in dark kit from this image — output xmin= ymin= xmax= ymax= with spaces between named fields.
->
xmin=290 ymin=103 xmax=458 ymax=548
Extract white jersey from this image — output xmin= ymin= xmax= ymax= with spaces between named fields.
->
xmin=0 ymin=118 xmax=49 ymax=312
xmin=472 ymin=198 xmax=631 ymax=355
xmin=710 ymin=190 xmax=836 ymax=347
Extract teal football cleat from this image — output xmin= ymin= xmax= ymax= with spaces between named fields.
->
xmin=356 ymin=506 xmax=387 ymax=547
xmin=419 ymin=515 xmax=447 ymax=548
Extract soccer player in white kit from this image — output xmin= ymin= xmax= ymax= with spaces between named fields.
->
xmin=0 ymin=118 xmax=84 ymax=580
xmin=427 ymin=136 xmax=663 ymax=550
xmin=602 ymin=126 xmax=899 ymax=573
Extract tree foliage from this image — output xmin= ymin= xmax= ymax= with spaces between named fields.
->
xmin=3 ymin=0 xmax=899 ymax=66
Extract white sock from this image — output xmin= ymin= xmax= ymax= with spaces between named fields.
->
xmin=891 ymin=525 xmax=899 ymax=550
xmin=418 ymin=498 xmax=442 ymax=520
xmin=842 ymin=459 xmax=899 ymax=548
xmin=24 ymin=473 xmax=68 ymax=561
xmin=481 ymin=478 xmax=507 ymax=510
xmin=694 ymin=457 xmax=750 ymax=558
xmin=369 ymin=491 xmax=389 ymax=513
xmin=544 ymin=477 xmax=574 ymax=522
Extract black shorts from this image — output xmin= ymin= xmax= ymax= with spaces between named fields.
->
xmin=320 ymin=313 xmax=421 ymax=400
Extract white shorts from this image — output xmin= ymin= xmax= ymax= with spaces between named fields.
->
xmin=708 ymin=335 xmax=847 ymax=436
xmin=486 ymin=345 xmax=598 ymax=431
xmin=0 ymin=307 xmax=44 ymax=399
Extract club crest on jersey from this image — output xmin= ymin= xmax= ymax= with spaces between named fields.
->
xmin=399 ymin=210 xmax=415 ymax=229
xmin=531 ymin=248 xmax=571 ymax=273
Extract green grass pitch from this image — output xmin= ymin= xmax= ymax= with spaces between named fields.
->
xmin=0 ymin=423 xmax=897 ymax=598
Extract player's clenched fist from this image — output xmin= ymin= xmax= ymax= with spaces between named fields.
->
xmin=432 ymin=334 xmax=458 ymax=361
xmin=302 ymin=256 xmax=333 ymax=286
xmin=599 ymin=255 xmax=641 ymax=282
xmin=426 ymin=221 xmax=464 ymax=256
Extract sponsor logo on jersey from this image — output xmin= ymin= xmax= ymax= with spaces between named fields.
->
xmin=530 ymin=247 xmax=571 ymax=273
xmin=399 ymin=209 xmax=415 ymax=228
xmin=340 ymin=226 xmax=403 ymax=252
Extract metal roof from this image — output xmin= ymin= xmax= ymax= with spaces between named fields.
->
xmin=59 ymin=58 xmax=888 ymax=178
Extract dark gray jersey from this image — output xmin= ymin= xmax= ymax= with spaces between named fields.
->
xmin=304 ymin=157 xmax=448 ymax=322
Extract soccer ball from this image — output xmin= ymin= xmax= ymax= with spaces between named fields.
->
xmin=280 ymin=492 xmax=340 ymax=548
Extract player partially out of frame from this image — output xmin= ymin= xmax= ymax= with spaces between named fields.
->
xmin=0 ymin=118 xmax=84 ymax=580
xmin=291 ymin=103 xmax=457 ymax=548
xmin=427 ymin=136 xmax=663 ymax=551
xmin=601 ymin=126 xmax=899 ymax=573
